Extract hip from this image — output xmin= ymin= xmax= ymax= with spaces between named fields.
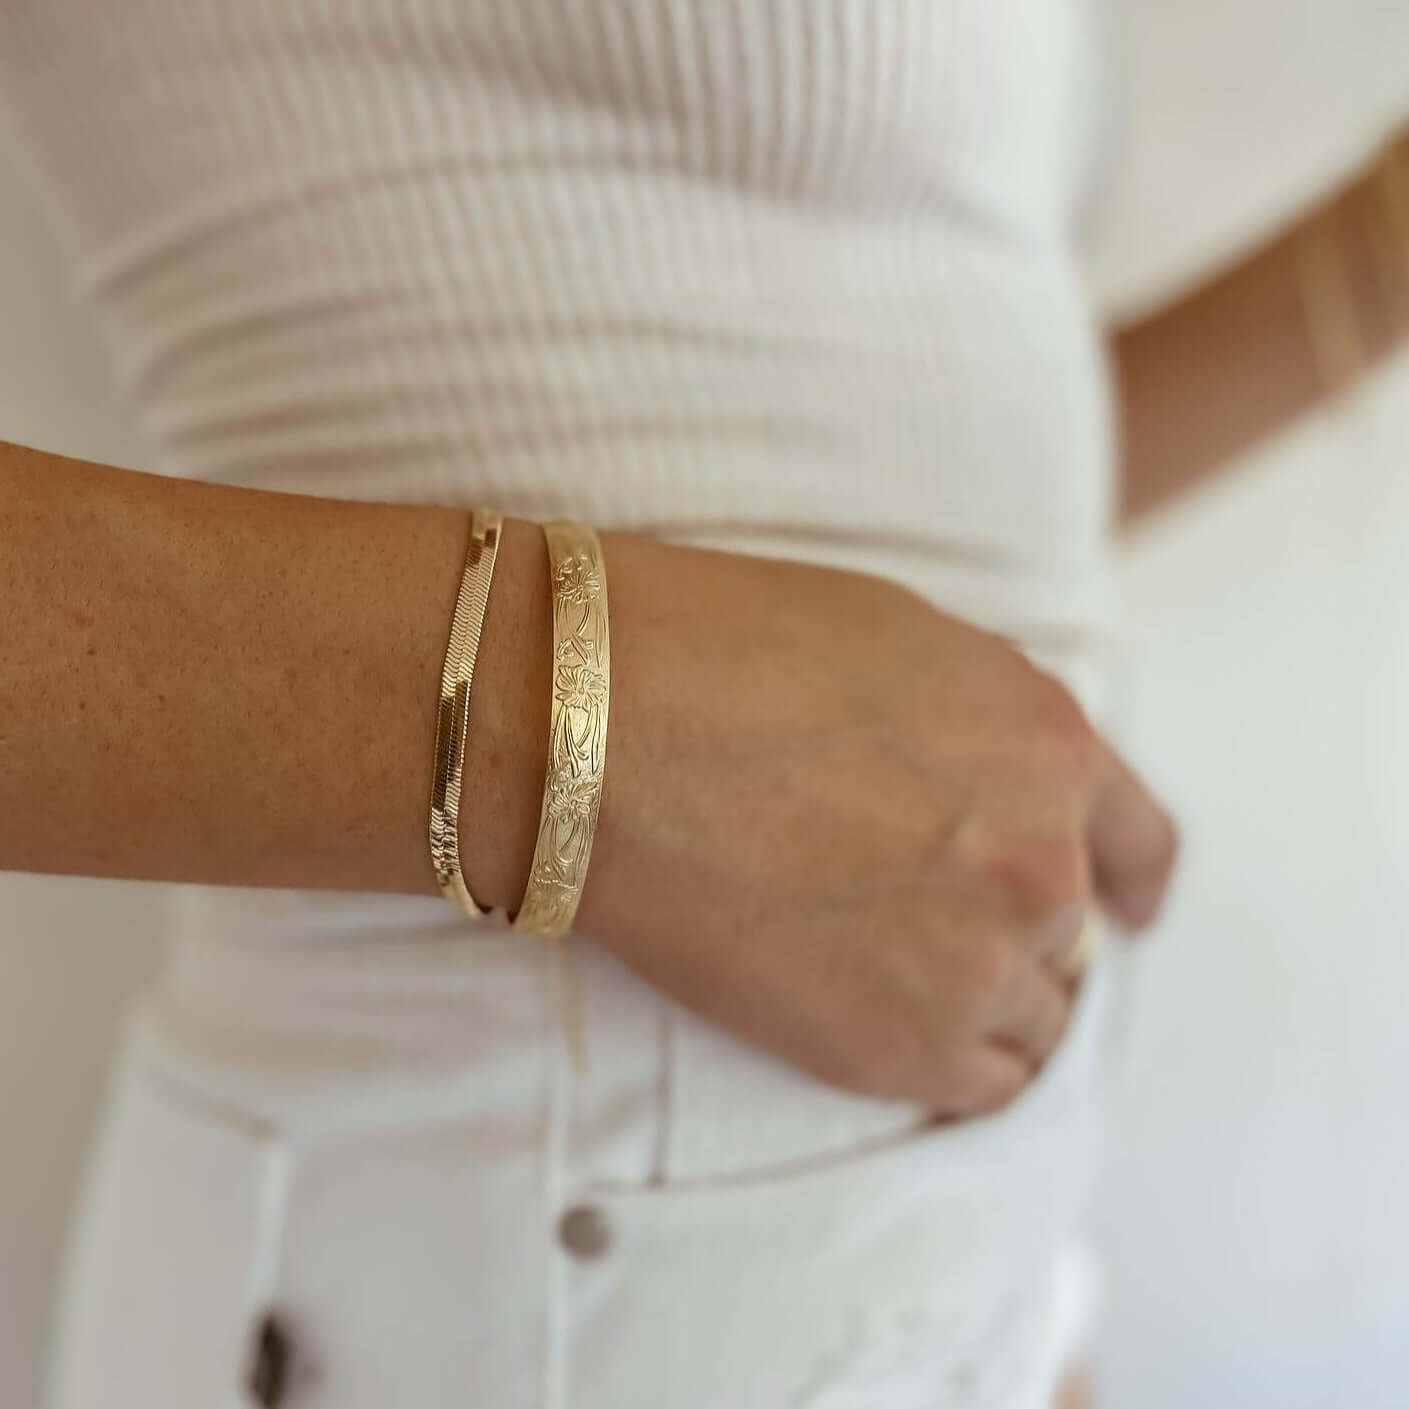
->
xmin=49 ymin=915 xmax=1128 ymax=1409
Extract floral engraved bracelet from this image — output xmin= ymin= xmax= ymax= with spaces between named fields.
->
xmin=513 ymin=521 xmax=611 ymax=940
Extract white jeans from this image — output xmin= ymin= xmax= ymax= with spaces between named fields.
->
xmin=49 ymin=892 xmax=1122 ymax=1409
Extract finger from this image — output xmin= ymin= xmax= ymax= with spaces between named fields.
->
xmin=1086 ymin=744 xmax=1179 ymax=931
xmin=929 ymin=1042 xmax=1031 ymax=1119
xmin=985 ymin=956 xmax=1073 ymax=1068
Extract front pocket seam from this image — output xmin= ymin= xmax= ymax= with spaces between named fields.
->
xmin=575 ymin=951 xmax=1108 ymax=1202
xmin=122 ymin=1038 xmax=296 ymax=1393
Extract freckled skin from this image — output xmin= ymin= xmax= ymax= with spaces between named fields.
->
xmin=1 ymin=439 xmax=1175 ymax=1118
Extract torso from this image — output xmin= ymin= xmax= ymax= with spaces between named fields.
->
xmin=8 ymin=8 xmax=1125 ymax=1404
xmin=1 ymin=0 xmax=1115 ymax=666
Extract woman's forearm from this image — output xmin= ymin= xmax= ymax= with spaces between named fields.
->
xmin=0 ymin=440 xmax=550 ymax=902
xmin=1112 ymin=229 xmax=1327 ymax=521
xmin=0 ymin=439 xmax=1179 ymax=1113
xmin=1114 ymin=127 xmax=1409 ymax=522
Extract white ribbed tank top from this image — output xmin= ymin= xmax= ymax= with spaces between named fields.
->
xmin=1 ymin=0 xmax=1119 ymax=951
xmin=11 ymin=22 xmax=1128 ymax=1389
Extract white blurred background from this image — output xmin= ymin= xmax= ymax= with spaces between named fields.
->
xmin=2 ymin=2 xmax=1408 ymax=1405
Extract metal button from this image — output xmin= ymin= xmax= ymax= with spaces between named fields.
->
xmin=558 ymin=1203 xmax=612 ymax=1260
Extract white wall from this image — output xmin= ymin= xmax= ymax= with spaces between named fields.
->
xmin=1 ymin=4 xmax=1408 ymax=1407
xmin=1089 ymin=0 xmax=1409 ymax=320
xmin=1094 ymin=359 xmax=1409 ymax=1409
xmin=1085 ymin=4 xmax=1409 ymax=1405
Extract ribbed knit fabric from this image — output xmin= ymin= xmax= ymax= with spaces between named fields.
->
xmin=11 ymin=9 xmax=1126 ymax=1403
xmin=1 ymin=0 xmax=1115 ymax=670
xmin=0 ymin=0 xmax=1124 ymax=1021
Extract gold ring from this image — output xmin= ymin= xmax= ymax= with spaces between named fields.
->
xmin=1059 ymin=907 xmax=1104 ymax=980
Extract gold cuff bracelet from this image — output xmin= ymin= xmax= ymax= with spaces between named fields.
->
xmin=513 ymin=521 xmax=611 ymax=940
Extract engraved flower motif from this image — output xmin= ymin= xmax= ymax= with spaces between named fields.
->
xmin=530 ymin=856 xmax=577 ymax=892
xmin=553 ymin=552 xmax=601 ymax=604
xmin=523 ymin=859 xmax=579 ymax=930
xmin=555 ymin=660 xmax=608 ymax=710
xmin=545 ymin=764 xmax=598 ymax=825
xmin=529 ymin=880 xmax=578 ymax=931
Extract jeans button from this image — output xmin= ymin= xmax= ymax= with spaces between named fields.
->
xmin=558 ymin=1203 xmax=612 ymax=1260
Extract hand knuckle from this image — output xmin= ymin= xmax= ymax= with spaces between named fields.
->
xmin=1029 ymin=674 xmax=1098 ymax=762
xmin=953 ymin=816 xmax=1089 ymax=918
xmin=1000 ymin=834 xmax=1090 ymax=924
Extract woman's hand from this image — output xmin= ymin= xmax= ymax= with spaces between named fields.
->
xmin=467 ymin=525 xmax=1177 ymax=1121
xmin=0 ymin=447 xmax=1171 ymax=1082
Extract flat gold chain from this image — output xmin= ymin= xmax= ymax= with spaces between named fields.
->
xmin=429 ymin=508 xmax=503 ymax=919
